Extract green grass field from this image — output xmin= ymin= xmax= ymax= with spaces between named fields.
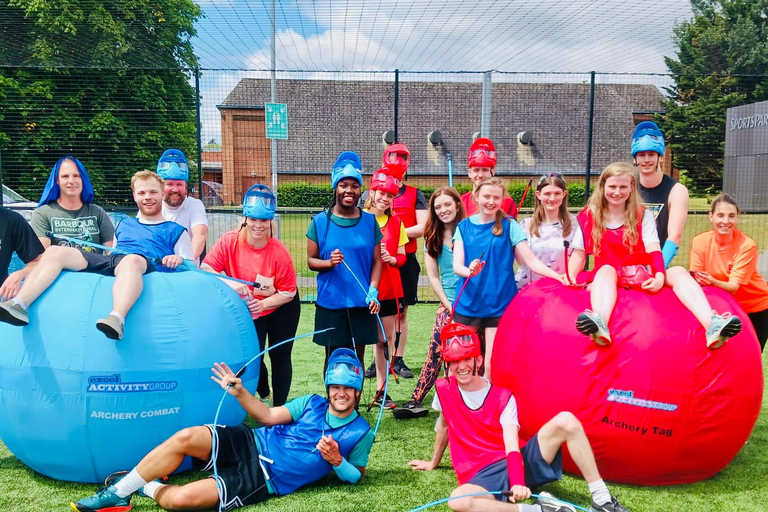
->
xmin=1 ymin=304 xmax=766 ymax=512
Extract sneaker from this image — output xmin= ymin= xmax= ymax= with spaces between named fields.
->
xmin=96 ymin=315 xmax=124 ymax=340
xmin=393 ymin=359 xmax=414 ymax=378
xmin=591 ymin=495 xmax=632 ymax=512
xmin=70 ymin=484 xmax=132 ymax=512
xmin=392 ymin=400 xmax=429 ymax=419
xmin=576 ymin=310 xmax=612 ymax=346
xmin=0 ymin=300 xmax=29 ymax=326
xmin=373 ymin=393 xmax=397 ymax=409
xmin=536 ymin=491 xmax=577 ymax=512
xmin=258 ymin=392 xmax=272 ymax=407
xmin=364 ymin=361 xmax=376 ymax=379
xmin=706 ymin=312 xmax=743 ymax=349
xmin=104 ymin=470 xmax=128 ymax=487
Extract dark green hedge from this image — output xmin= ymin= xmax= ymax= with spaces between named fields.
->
xmin=277 ymin=182 xmax=588 ymax=209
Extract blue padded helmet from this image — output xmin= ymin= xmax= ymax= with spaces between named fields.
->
xmin=325 ymin=348 xmax=363 ymax=392
xmin=631 ymin=121 xmax=665 ymax=157
xmin=242 ymin=184 xmax=277 ymax=220
xmin=156 ymin=149 xmax=190 ymax=181
xmin=331 ymin=151 xmax=363 ymax=189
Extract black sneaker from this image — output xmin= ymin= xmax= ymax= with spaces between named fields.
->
xmin=591 ymin=496 xmax=632 ymax=512
xmin=372 ymin=393 xmax=396 ymax=409
xmin=364 ymin=361 xmax=376 ymax=379
xmin=392 ymin=400 xmax=428 ymax=419
xmin=393 ymin=359 xmax=414 ymax=378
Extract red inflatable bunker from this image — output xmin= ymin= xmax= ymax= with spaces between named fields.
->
xmin=492 ymin=279 xmax=763 ymax=485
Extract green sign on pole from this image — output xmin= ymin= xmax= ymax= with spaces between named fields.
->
xmin=265 ymin=102 xmax=288 ymax=139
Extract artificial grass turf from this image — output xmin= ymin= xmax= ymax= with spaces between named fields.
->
xmin=0 ymin=304 xmax=765 ymax=511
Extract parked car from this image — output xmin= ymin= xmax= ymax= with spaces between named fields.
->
xmin=3 ymin=184 xmax=37 ymax=220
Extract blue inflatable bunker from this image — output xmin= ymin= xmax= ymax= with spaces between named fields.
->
xmin=0 ymin=271 xmax=259 ymax=483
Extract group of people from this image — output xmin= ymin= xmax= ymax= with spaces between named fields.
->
xmin=0 ymin=121 xmax=766 ymax=512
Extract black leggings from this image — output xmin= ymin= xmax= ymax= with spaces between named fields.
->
xmin=747 ymin=308 xmax=768 ymax=352
xmin=254 ymin=294 xmax=301 ymax=406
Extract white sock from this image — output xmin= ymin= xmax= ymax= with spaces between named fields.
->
xmin=588 ymin=478 xmax=611 ymax=506
xmin=112 ymin=469 xmax=149 ymax=498
xmin=518 ymin=505 xmax=541 ymax=512
xmin=109 ymin=311 xmax=126 ymax=325
xmin=10 ymin=297 xmax=27 ymax=310
xmin=141 ymin=480 xmax=166 ymax=500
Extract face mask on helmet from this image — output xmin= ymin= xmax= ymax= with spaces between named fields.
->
xmin=242 ymin=184 xmax=277 ymax=220
xmin=440 ymin=323 xmax=481 ymax=363
xmin=468 ymin=138 xmax=497 ymax=168
xmin=383 ymin=143 xmax=411 ymax=178
xmin=324 ymin=348 xmax=364 ymax=391
xmin=370 ymin=170 xmax=400 ymax=196
xmin=157 ymin=149 xmax=190 ymax=181
xmin=631 ymin=122 xmax=665 ymax=157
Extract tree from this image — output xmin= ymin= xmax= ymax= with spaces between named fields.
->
xmin=661 ymin=0 xmax=768 ymax=194
xmin=0 ymin=0 xmax=201 ymax=204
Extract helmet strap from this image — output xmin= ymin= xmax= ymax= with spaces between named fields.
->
xmin=472 ymin=360 xmax=477 ymax=376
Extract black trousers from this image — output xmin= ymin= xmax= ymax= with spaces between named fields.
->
xmin=254 ymin=294 xmax=301 ymax=406
xmin=747 ymin=308 xmax=768 ymax=352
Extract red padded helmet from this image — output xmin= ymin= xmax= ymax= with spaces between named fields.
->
xmin=468 ymin=137 xmax=497 ymax=169
xmin=618 ymin=252 xmax=654 ymax=290
xmin=370 ymin=168 xmax=400 ymax=196
xmin=440 ymin=323 xmax=481 ymax=362
xmin=383 ymin=143 xmax=410 ymax=180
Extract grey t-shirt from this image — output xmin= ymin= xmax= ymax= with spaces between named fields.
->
xmin=31 ymin=202 xmax=115 ymax=253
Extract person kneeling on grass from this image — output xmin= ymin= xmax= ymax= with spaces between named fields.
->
xmin=408 ymin=323 xmax=633 ymax=512
xmin=0 ymin=170 xmax=193 ymax=340
xmin=70 ymin=348 xmax=373 ymax=512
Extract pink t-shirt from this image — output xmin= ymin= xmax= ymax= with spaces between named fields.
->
xmin=203 ymin=230 xmax=297 ymax=318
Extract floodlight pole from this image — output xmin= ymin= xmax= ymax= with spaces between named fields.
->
xmin=270 ymin=0 xmax=277 ymax=194
xmin=585 ymin=71 xmax=596 ymax=203
xmin=481 ymin=71 xmax=492 ymax=138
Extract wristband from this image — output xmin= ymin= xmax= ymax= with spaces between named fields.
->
xmin=650 ymin=251 xmax=665 ymax=276
xmin=661 ymin=240 xmax=679 ymax=269
xmin=506 ymin=451 xmax=525 ymax=487
xmin=394 ymin=254 xmax=407 ymax=267
xmin=332 ymin=456 xmax=362 ymax=483
xmin=366 ymin=285 xmax=380 ymax=305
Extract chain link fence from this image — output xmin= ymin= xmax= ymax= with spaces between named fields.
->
xmin=3 ymin=68 xmax=768 ymax=300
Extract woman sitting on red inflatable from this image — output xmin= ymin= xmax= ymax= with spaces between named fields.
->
xmin=568 ymin=162 xmax=742 ymax=348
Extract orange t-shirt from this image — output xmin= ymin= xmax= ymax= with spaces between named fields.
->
xmin=202 ymin=231 xmax=297 ymax=318
xmin=689 ymin=229 xmax=768 ymax=313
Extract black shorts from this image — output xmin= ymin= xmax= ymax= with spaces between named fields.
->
xmin=399 ymin=253 xmax=421 ymax=306
xmin=193 ymin=424 xmax=271 ymax=510
xmin=451 ymin=312 xmax=501 ymax=329
xmin=467 ymin=433 xmax=563 ymax=501
xmin=378 ymin=299 xmax=404 ymax=318
xmin=79 ymin=250 xmax=155 ymax=277
xmin=313 ymin=305 xmax=379 ymax=347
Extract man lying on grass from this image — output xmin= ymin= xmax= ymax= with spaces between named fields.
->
xmin=70 ymin=348 xmax=372 ymax=512
xmin=408 ymin=323 xmax=633 ymax=512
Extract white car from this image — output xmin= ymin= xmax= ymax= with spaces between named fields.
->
xmin=3 ymin=184 xmax=37 ymax=221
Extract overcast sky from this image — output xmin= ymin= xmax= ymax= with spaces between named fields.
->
xmin=192 ymin=0 xmax=695 ymax=142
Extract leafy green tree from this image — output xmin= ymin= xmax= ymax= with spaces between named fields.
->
xmin=0 ymin=0 xmax=201 ymax=204
xmin=661 ymin=0 xmax=768 ymax=194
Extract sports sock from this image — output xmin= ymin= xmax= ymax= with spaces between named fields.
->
xmin=109 ymin=311 xmax=126 ymax=325
xmin=112 ymin=469 xmax=149 ymax=498
xmin=588 ymin=478 xmax=611 ymax=506
xmin=141 ymin=480 xmax=166 ymax=500
xmin=518 ymin=504 xmax=540 ymax=512
xmin=10 ymin=297 xmax=27 ymax=310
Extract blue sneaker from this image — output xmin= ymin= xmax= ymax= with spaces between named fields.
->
xmin=706 ymin=312 xmax=742 ymax=349
xmin=70 ymin=484 xmax=132 ymax=512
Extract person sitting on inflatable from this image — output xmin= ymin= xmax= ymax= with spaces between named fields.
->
xmin=690 ymin=194 xmax=768 ymax=352
xmin=407 ymin=323 xmax=633 ymax=512
xmin=0 ymin=206 xmax=44 ymax=300
xmin=70 ymin=348 xmax=373 ymax=512
xmin=460 ymin=137 xmax=517 ymax=217
xmin=568 ymin=162 xmax=742 ymax=348
xmin=453 ymin=177 xmax=568 ymax=380
xmin=515 ymin=173 xmax=578 ymax=289
xmin=0 ymin=170 xmax=193 ymax=340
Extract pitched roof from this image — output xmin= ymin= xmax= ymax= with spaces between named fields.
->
xmin=218 ymin=79 xmax=664 ymax=175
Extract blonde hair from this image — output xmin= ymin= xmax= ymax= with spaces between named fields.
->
xmin=473 ymin=177 xmax=509 ymax=236
xmin=530 ymin=174 xmax=571 ymax=238
xmin=363 ymin=189 xmax=394 ymax=218
xmin=588 ymin=162 xmax=642 ymax=256
xmin=130 ymin=170 xmax=164 ymax=191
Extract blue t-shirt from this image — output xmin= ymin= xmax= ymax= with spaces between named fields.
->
xmin=426 ymin=243 xmax=459 ymax=303
xmin=452 ymin=214 xmax=527 ymax=247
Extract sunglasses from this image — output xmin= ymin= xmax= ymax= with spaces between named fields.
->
xmin=538 ymin=172 xmax=564 ymax=186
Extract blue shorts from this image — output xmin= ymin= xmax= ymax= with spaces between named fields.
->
xmin=466 ymin=432 xmax=563 ymax=501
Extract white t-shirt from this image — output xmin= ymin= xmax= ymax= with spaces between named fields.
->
xmin=160 ymin=196 xmax=208 ymax=232
xmin=432 ymin=377 xmax=519 ymax=428
xmin=570 ymin=209 xmax=659 ymax=252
